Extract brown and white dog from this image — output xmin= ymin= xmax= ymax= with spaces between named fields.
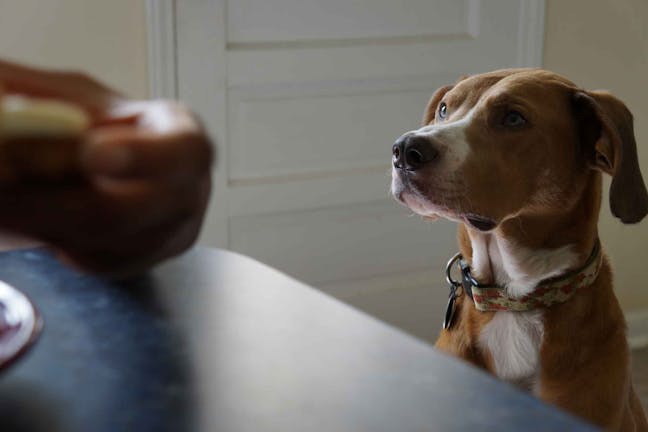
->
xmin=391 ymin=68 xmax=648 ymax=431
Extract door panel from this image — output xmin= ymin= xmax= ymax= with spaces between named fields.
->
xmin=228 ymin=81 xmax=436 ymax=184
xmin=174 ymin=0 xmax=545 ymax=342
xmin=229 ymin=201 xmax=456 ymax=286
xmin=227 ymin=0 xmax=473 ymax=44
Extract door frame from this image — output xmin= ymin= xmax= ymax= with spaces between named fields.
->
xmin=145 ymin=0 xmax=178 ymax=99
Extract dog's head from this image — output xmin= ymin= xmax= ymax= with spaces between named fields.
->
xmin=391 ymin=68 xmax=648 ymax=231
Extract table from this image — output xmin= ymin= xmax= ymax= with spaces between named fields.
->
xmin=0 ymin=247 xmax=596 ymax=431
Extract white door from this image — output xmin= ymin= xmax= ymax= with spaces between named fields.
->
xmin=162 ymin=0 xmax=545 ymax=342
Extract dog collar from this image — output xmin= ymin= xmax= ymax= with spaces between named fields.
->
xmin=445 ymin=240 xmax=602 ymax=314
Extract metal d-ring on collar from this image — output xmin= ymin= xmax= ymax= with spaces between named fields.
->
xmin=445 ymin=252 xmax=463 ymax=291
xmin=443 ymin=252 xmax=463 ymax=329
xmin=446 ymin=251 xmax=498 ymax=302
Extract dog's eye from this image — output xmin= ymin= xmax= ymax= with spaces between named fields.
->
xmin=438 ymin=102 xmax=447 ymax=120
xmin=502 ymin=111 xmax=526 ymax=128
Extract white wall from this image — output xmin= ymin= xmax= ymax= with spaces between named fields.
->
xmin=0 ymin=0 xmax=149 ymax=99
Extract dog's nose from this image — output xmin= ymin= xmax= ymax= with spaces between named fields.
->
xmin=392 ymin=135 xmax=439 ymax=171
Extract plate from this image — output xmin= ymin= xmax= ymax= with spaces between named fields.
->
xmin=0 ymin=280 xmax=42 ymax=370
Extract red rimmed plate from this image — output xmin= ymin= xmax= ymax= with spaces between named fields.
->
xmin=0 ymin=280 xmax=42 ymax=370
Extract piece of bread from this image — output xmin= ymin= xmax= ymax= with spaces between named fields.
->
xmin=0 ymin=95 xmax=90 ymax=181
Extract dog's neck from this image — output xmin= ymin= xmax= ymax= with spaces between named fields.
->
xmin=459 ymin=174 xmax=602 ymax=298
xmin=465 ymin=230 xmax=584 ymax=297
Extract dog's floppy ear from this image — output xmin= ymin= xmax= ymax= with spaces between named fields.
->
xmin=422 ymin=84 xmax=453 ymax=125
xmin=573 ymin=90 xmax=648 ymax=223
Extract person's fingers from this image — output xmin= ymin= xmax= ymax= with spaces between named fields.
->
xmin=89 ymin=176 xmax=203 ymax=229
xmin=0 ymin=186 xmax=125 ymax=240
xmin=45 ymin=175 xmax=209 ymax=277
xmin=0 ymin=180 xmax=187 ymax=240
xmin=0 ymin=135 xmax=83 ymax=182
xmin=0 ymin=59 xmax=122 ymax=111
xmin=0 ymin=162 xmax=210 ymax=277
xmin=82 ymin=100 xmax=213 ymax=179
xmin=0 ymin=60 xmax=212 ymax=276
xmin=55 ymin=204 xmax=207 ymax=277
xmin=81 ymin=124 xmax=213 ymax=181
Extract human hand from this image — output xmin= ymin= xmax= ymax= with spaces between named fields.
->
xmin=0 ymin=59 xmax=213 ymax=276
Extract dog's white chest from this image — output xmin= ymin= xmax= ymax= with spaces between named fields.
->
xmin=478 ymin=310 xmax=544 ymax=385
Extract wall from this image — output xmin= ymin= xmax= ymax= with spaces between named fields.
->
xmin=544 ymin=0 xmax=648 ymax=311
xmin=0 ymin=0 xmax=149 ymax=98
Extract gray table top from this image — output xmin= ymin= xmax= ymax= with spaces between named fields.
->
xmin=0 ymin=247 xmax=596 ymax=431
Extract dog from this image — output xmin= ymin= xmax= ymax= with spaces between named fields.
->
xmin=391 ymin=68 xmax=648 ymax=431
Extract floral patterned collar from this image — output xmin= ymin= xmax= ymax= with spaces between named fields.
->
xmin=445 ymin=240 xmax=602 ymax=316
